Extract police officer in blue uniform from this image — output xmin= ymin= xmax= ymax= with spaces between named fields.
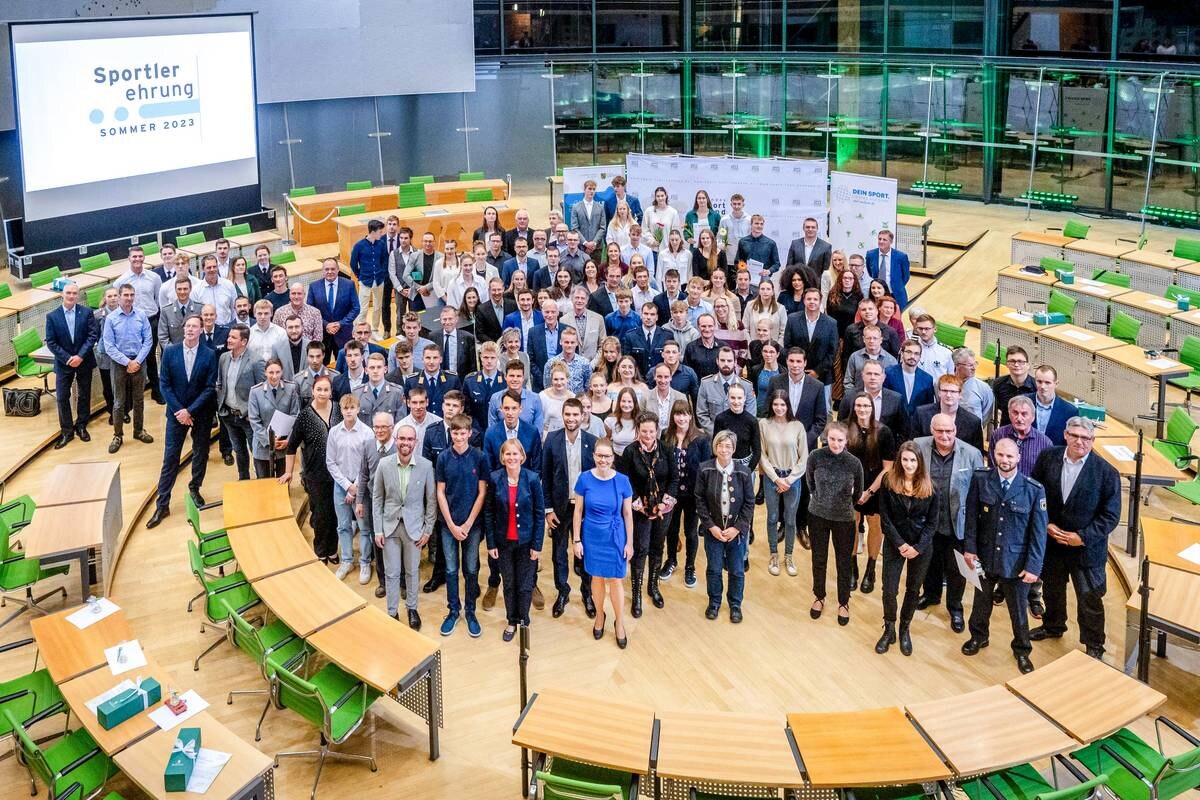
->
xmin=960 ymin=437 xmax=1047 ymax=674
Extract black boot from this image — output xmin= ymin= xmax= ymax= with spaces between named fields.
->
xmin=631 ymin=565 xmax=644 ymax=618
xmin=850 ymin=557 xmax=860 ymax=592
xmin=647 ymin=560 xmax=665 ymax=609
xmin=898 ymin=623 xmax=913 ymax=656
xmin=860 ymin=558 xmax=877 ymax=594
xmin=874 ymin=622 xmax=896 ymax=654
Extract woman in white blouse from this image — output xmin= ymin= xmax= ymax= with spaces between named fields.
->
xmin=743 ymin=278 xmax=789 ymax=343
xmin=656 ymin=229 xmax=692 ymax=288
xmin=606 ymin=200 xmax=636 ymax=252
xmin=539 ymin=362 xmax=573 ymax=436
xmin=643 ymin=186 xmax=682 ymax=253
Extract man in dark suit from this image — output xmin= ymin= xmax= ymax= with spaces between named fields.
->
xmin=621 ymin=302 xmax=671 ymax=379
xmin=526 ymin=300 xmax=566 ymax=393
xmin=502 ymin=289 xmax=544 ymax=349
xmin=148 ymin=315 xmax=218 ymax=528
xmin=782 ymin=287 xmax=838 ymax=407
xmin=476 ymin=278 xmax=516 ymax=344
xmin=603 ymin=176 xmax=643 ymax=223
xmin=45 ymin=283 xmax=98 ymax=449
xmin=499 ymin=238 xmax=537 ymax=288
xmin=785 ymin=217 xmax=832 ymax=277
xmin=529 ymin=246 xmax=561 ymax=294
xmin=542 ymin=398 xmax=597 ymax=618
xmin=247 ymin=244 xmax=275 ymax=297
xmin=884 ymin=339 xmax=935 ymax=431
xmin=652 ymin=269 xmax=687 ymax=325
xmin=431 ymin=305 xmax=477 ymax=378
xmin=197 ymin=306 xmax=229 ymax=354
xmin=960 ymin=437 xmax=1046 ymax=674
xmin=838 ymin=362 xmax=906 ymax=435
xmin=306 ymin=258 xmax=360 ymax=356
xmin=503 ymin=208 xmax=536 ymax=255
xmin=150 ymin=243 xmax=180 ymax=284
xmin=913 ymin=374 xmax=985 ymax=452
xmin=1030 ymin=417 xmax=1121 ymax=659
xmin=404 ymin=344 xmax=461 ymax=418
xmin=587 ymin=263 xmax=624 ymax=318
xmin=1032 ymin=365 xmax=1078 ymax=446
xmin=866 ymin=230 xmax=912 ymax=310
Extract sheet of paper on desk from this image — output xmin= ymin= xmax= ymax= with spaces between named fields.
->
xmin=104 ymin=640 xmax=146 ymax=675
xmin=1060 ymin=329 xmax=1093 ymax=342
xmin=1178 ymin=543 xmax=1200 ymax=566
xmin=954 ymin=550 xmax=983 ymax=593
xmin=187 ymin=748 xmax=232 ymax=794
xmin=1150 ymin=299 xmax=1177 ymax=310
xmin=85 ymin=679 xmax=136 ymax=714
xmin=269 ymin=411 xmax=296 ymax=438
xmin=67 ymin=597 xmax=120 ymax=629
xmin=1147 ymin=358 xmax=1181 ymax=369
xmin=1004 ymin=311 xmax=1033 ymax=322
xmin=1103 ymin=444 xmax=1136 ymax=461
xmin=149 ymin=690 xmax=208 ymax=731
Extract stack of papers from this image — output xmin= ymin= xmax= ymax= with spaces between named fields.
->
xmin=188 ymin=749 xmax=232 ymax=793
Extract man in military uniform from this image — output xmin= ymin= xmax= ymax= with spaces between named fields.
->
xmin=960 ymin=437 xmax=1047 ymax=674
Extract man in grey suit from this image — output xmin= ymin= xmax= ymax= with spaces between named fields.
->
xmin=247 ymin=357 xmax=300 ymax=479
xmin=215 ymin=325 xmax=266 ymax=480
xmin=641 ymin=363 xmax=690 ymax=428
xmin=294 ymin=340 xmax=339 ymax=406
xmin=785 ymin=217 xmax=832 ymax=283
xmin=372 ymin=423 xmax=437 ymax=630
xmin=565 ymin=285 xmax=605 ymax=361
xmin=356 ymin=411 xmax=396 ymax=601
xmin=569 ymin=179 xmax=607 ymax=257
xmin=695 ymin=347 xmax=755 ymax=435
xmin=157 ymin=279 xmax=201 ymax=348
xmin=353 ymin=352 xmax=407 ymax=424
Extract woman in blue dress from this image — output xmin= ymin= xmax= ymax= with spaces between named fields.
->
xmin=573 ymin=438 xmax=634 ymax=648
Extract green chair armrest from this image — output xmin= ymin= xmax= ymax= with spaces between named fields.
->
xmin=24 ymin=700 xmax=65 ymax=727
xmin=55 ymin=744 xmax=105 ymax=779
xmin=329 ymin=680 xmax=367 ymax=714
xmin=56 ymin=781 xmax=85 ymax=800
xmin=1157 ymin=716 xmax=1200 ymax=749
xmin=0 ymin=637 xmax=35 ymax=654
xmin=978 ymin=775 xmax=1008 ymax=800
xmin=1098 ymin=742 xmax=1153 ymax=787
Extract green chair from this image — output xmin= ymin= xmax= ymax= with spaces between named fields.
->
xmin=225 ymin=606 xmax=311 ymax=741
xmin=1167 ymin=473 xmax=1200 ymax=505
xmin=1044 ymin=288 xmax=1077 ymax=323
xmin=0 ymin=283 xmax=11 ymax=300
xmin=1051 ymin=219 xmax=1091 ymax=239
xmin=187 ymin=539 xmax=259 ymax=671
xmin=960 ymin=755 xmax=1109 ymax=800
xmin=1110 ymin=310 xmax=1143 ymax=345
xmin=1070 ymin=717 xmax=1200 ymax=800
xmin=408 ymin=175 xmax=435 ymax=185
xmin=1168 ymin=336 xmax=1200 ymax=409
xmin=397 ymin=182 xmax=428 ymax=209
xmin=6 ymin=709 xmax=117 ymax=800
xmin=458 ymin=171 xmax=486 ymax=181
xmin=0 ymin=517 xmax=69 ymax=630
xmin=982 ymin=341 xmax=1008 ymax=364
xmin=30 ymin=267 xmax=62 ymax=288
xmin=176 ymin=231 xmax=206 ymax=248
xmin=0 ymin=494 xmax=36 ymax=533
xmin=270 ymin=661 xmax=380 ymax=799
xmin=538 ymin=757 xmax=638 ymax=800
xmin=290 ymin=186 xmax=317 ymax=198
xmin=184 ymin=492 xmax=235 ymax=578
xmin=935 ymin=321 xmax=968 ymax=349
xmin=464 ymin=188 xmax=494 ymax=203
xmin=0 ymin=637 xmax=69 ymax=741
xmin=896 ymin=203 xmax=927 ymax=217
xmin=1166 ymin=284 xmax=1200 ymax=310
xmin=139 ymin=241 xmax=160 ymax=256
xmin=1091 ymin=269 xmax=1131 ymax=289
xmin=1040 ymin=256 xmax=1075 ymax=277
xmin=269 ymin=250 xmax=298 ymax=266
xmin=1170 ymin=238 xmax=1200 ymax=262
xmin=222 ymin=222 xmax=252 ymax=238
xmin=337 ymin=204 xmax=366 ymax=216
xmin=14 ymin=328 xmax=54 ymax=396
xmin=84 ymin=286 xmax=107 ymax=310
xmin=78 ymin=253 xmax=111 ymax=273
xmin=1151 ymin=408 xmax=1198 ymax=469
xmin=344 ymin=180 xmax=373 ymax=191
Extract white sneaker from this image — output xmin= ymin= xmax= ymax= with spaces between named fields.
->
xmin=768 ymin=555 xmax=780 ymax=576
xmin=358 ymin=563 xmax=372 ymax=585
xmin=785 ymin=556 xmax=797 ymax=577
xmin=335 ymin=562 xmax=352 ymax=581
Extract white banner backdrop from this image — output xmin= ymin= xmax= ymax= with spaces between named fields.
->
xmin=828 ymin=171 xmax=898 ymax=257
xmin=624 ymin=154 xmax=828 ymax=248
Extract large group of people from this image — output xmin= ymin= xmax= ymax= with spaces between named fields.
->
xmin=41 ymin=175 xmax=1122 ymax=669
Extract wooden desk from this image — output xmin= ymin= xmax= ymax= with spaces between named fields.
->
xmin=786 ymin=707 xmax=951 ymax=788
xmin=282 ymin=258 xmax=324 ymax=281
xmin=115 ymin=712 xmax=274 ymax=800
xmin=513 ymin=688 xmax=655 ymax=776
xmin=308 ymin=605 xmax=443 ymax=759
xmin=335 ymin=198 xmax=528 ymax=265
xmin=251 ymin=562 xmax=365 ymax=637
xmin=91 ymin=263 xmax=131 ymax=281
xmin=1053 ymin=277 xmax=1130 ymax=330
xmin=31 ymin=605 xmax=133 ymax=683
xmin=1011 ymin=231 xmax=1074 ymax=265
xmin=221 ymin=479 xmax=293 ymax=529
xmin=996 ymin=264 xmax=1056 ymax=311
xmin=59 ymin=654 xmax=171 ymax=755
xmin=1140 ymin=517 xmax=1200 ymax=576
xmin=1064 ymin=239 xmax=1133 ymax=276
xmin=67 ymin=273 xmax=109 ymax=293
xmin=1096 ymin=437 xmax=1188 ymax=485
xmin=20 ymin=501 xmax=105 ymax=600
xmin=906 ymin=685 xmax=1076 ymax=776
xmin=38 ymin=460 xmax=122 ymax=507
xmin=229 ymin=230 xmax=283 ymax=255
xmin=1008 ymin=650 xmax=1167 ymax=743
xmin=1095 ymin=345 xmax=1192 ymax=427
xmin=980 ymin=306 xmax=1052 ymax=363
xmin=32 ymin=460 xmax=123 ymax=597
xmin=654 ymin=710 xmax=804 ymax=792
xmin=1110 ymin=290 xmax=1179 ymax=349
xmin=1175 ymin=260 xmax=1200 ymax=294
xmin=1091 ymin=415 xmax=1136 ymax=439
xmin=1036 ymin=325 xmax=1124 ymax=405
xmin=1119 ymin=250 xmax=1192 ymax=295
xmin=0 ymin=287 xmax=60 ymax=314
xmin=1170 ymin=307 xmax=1200 ymax=347
xmin=225 ymin=520 xmax=317 ymax=582
xmin=1125 ymin=565 xmax=1200 ymax=669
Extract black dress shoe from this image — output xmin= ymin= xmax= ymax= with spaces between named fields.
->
xmin=222 ymin=452 xmax=235 ymax=466
xmin=583 ymin=595 xmax=596 ymax=618
xmin=146 ymin=507 xmax=170 ymax=529
xmin=422 ymin=578 xmax=445 ymax=594
xmin=551 ymin=594 xmax=568 ymax=618
xmin=53 ymin=433 xmax=73 ymax=450
xmin=75 ymin=427 xmax=90 ymax=442
xmin=1029 ymin=626 xmax=1062 ymax=641
xmin=407 ymin=609 xmax=422 ymax=631
xmin=705 ymin=604 xmax=719 ymax=620
xmin=961 ymin=637 xmax=989 ymax=656
xmin=898 ymin=624 xmax=913 ymax=656
xmin=152 ymin=393 xmax=166 ymax=405
xmin=729 ymin=606 xmax=743 ymax=624
xmin=374 ymin=586 xmax=386 ymax=598
xmin=916 ymin=595 xmax=939 ymax=610
xmin=1030 ymin=598 xmax=1045 ymax=619
xmin=502 ymin=626 xmax=516 ymax=642
xmin=1085 ymin=646 xmax=1105 ymax=660
xmin=189 ymin=489 xmax=206 ymax=508
xmin=1016 ymin=654 xmax=1035 ymax=673
xmin=950 ymin=610 xmax=965 ymax=634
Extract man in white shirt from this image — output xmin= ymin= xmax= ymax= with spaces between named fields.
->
xmin=247 ymin=299 xmax=290 ymax=375
xmin=529 ymin=229 xmax=551 ymax=268
xmin=192 ymin=255 xmax=238 ymax=326
xmin=156 ymin=248 xmax=200 ymax=307
xmin=630 ymin=264 xmax=657 ymax=311
xmin=396 ymin=384 xmax=442 ymax=456
xmin=621 ymin=225 xmax=656 ymax=271
xmin=719 ymin=193 xmax=752 ymax=263
xmin=643 ymin=363 xmax=686 ymax=428
xmin=953 ymin=346 xmax=995 ymax=426
xmin=911 ymin=312 xmax=952 ymax=377
xmin=114 ymin=244 xmax=164 ymax=401
xmin=326 ymin=393 xmax=376 ymax=581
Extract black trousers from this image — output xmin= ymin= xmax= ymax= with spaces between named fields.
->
xmin=794 ymin=481 xmax=810 ymax=535
xmin=968 ymin=576 xmax=1032 ymax=656
xmin=54 ymin=365 xmax=92 ymax=433
xmin=1041 ymin=547 xmax=1107 ymax=650
xmin=221 ymin=413 xmax=253 ymax=480
xmin=880 ymin=542 xmax=933 ymax=624
xmin=497 ymin=538 xmax=536 ymax=626
xmin=631 ymin=510 xmax=669 ymax=577
xmin=665 ymin=499 xmax=699 ymax=570
xmin=549 ymin=502 xmax=591 ymax=598
xmin=810 ymin=514 xmax=856 ymax=606
xmin=216 ymin=418 xmax=232 ymax=458
xmin=922 ymin=532 xmax=966 ymax=613
xmin=381 ymin=281 xmax=393 ymax=334
xmin=98 ymin=366 xmax=114 ymax=418
xmin=156 ymin=414 xmax=212 ymax=511
xmin=303 ymin=476 xmax=338 ymax=558
xmin=146 ymin=314 xmax=161 ymax=399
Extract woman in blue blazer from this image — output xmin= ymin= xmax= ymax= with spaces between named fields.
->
xmin=485 ymin=439 xmax=546 ymax=641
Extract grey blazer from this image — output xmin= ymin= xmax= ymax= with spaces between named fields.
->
xmin=356 ymin=440 xmax=396 ymax=534
xmin=570 ymin=200 xmax=608 ymax=247
xmin=157 ymin=301 xmax=201 ymax=348
xmin=564 ymin=310 xmax=606 ymax=360
xmin=247 ymin=380 xmax=301 ymax=460
xmin=785 ymin=237 xmax=832 ymax=273
xmin=372 ymin=454 xmax=437 ymax=542
xmin=352 ymin=380 xmax=407 ymax=425
xmin=215 ymin=352 xmax=267 ymax=415
xmin=295 ymin=366 xmax=340 ymax=405
xmin=695 ymin=374 xmax=755 ymax=435
xmin=640 ymin=387 xmax=689 ymax=420
xmin=913 ymin=436 xmax=984 ymax=539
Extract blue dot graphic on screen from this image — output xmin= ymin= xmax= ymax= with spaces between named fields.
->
xmin=89 ymin=109 xmax=103 ymax=124
xmin=115 ymin=107 xmax=129 ymax=121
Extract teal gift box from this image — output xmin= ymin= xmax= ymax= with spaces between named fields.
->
xmin=1077 ymin=402 xmax=1106 ymax=422
xmin=1033 ymin=311 xmax=1069 ymax=325
xmin=164 ymin=727 xmax=201 ymax=792
xmin=96 ymin=677 xmax=161 ymax=730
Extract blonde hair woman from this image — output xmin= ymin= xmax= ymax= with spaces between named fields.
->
xmin=607 ymin=200 xmax=635 ymax=251
xmin=743 ymin=277 xmax=787 ymax=343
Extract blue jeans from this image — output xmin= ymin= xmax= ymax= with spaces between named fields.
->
xmin=333 ymin=483 xmax=372 ymax=565
xmin=704 ymin=532 xmax=746 ymax=610
xmin=763 ymin=474 xmax=802 ymax=555
xmin=442 ymin=525 xmax=482 ymax=615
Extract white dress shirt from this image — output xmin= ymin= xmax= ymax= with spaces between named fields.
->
xmin=1061 ymin=452 xmax=1088 ymax=500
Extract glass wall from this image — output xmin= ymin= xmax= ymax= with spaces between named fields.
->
xmin=1007 ymin=1 xmax=1113 ymax=57
xmin=596 ymin=0 xmax=683 ymax=51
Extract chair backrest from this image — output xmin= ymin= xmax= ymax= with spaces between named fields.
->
xmin=397 ymin=182 xmax=428 ymax=209
xmin=1092 ymin=270 xmax=1131 ymax=288
xmin=85 ymin=286 xmax=107 ymax=309
xmin=1034 ymin=773 xmax=1110 ymax=800
xmin=337 ymin=203 xmax=367 ymax=216
xmin=1062 ymin=219 xmax=1091 ymax=239
xmin=982 ymin=341 xmax=1008 ymax=363
xmin=1164 ymin=407 xmax=1199 ymax=450
xmin=184 ymin=492 xmax=203 ymax=537
xmin=465 ymin=188 xmax=494 ymax=202
xmin=289 ymin=186 xmax=317 ymax=198
xmin=1047 ymin=288 xmax=1077 ymax=321
xmin=537 ymin=771 xmax=623 ymax=800
xmin=140 ymin=241 xmax=161 ymax=256
xmin=272 ymin=662 xmax=327 ymax=731
xmin=78 ymin=253 xmax=112 ymax=272
xmin=29 ymin=267 xmax=62 ymax=288
xmin=1040 ymin=256 xmax=1075 ymax=275
xmin=228 ymin=607 xmax=268 ymax=670
xmin=1109 ymin=310 xmax=1142 ymax=345
xmin=459 ymin=171 xmax=486 ymax=181
xmin=0 ymin=283 xmax=11 ymax=300
xmin=1167 ymin=284 xmax=1200 ymax=309
xmin=344 ymin=180 xmax=373 ymax=191
xmin=3 ymin=709 xmax=54 ymax=790
xmin=1172 ymin=237 xmax=1200 ymax=262
xmin=935 ymin=321 xmax=968 ymax=349
xmin=1179 ymin=335 xmax=1200 ymax=371
xmin=1163 ymin=743 xmax=1200 ymax=775
xmin=13 ymin=328 xmax=43 ymax=359
xmin=409 ymin=175 xmax=434 ymax=185
xmin=222 ymin=223 xmax=252 ymax=238
xmin=897 ymin=203 xmax=927 ymax=217
xmin=176 ymin=232 xmax=206 ymax=248
xmin=269 ymin=250 xmax=297 ymax=266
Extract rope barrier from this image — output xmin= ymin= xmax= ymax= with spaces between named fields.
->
xmin=284 ymin=194 xmax=339 ymax=226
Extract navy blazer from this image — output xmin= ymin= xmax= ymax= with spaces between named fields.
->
xmin=866 ymin=248 xmax=912 ymax=309
xmin=542 ymin=429 xmax=597 ymax=516
xmin=1035 ymin=397 xmax=1078 ymax=446
xmin=306 ymin=277 xmax=360 ymax=348
xmin=526 ymin=324 xmax=565 ymax=393
xmin=621 ymin=326 xmax=671 ymax=378
xmin=884 ymin=364 xmax=935 ymax=422
xmin=913 ymin=404 xmax=985 ymax=452
xmin=484 ymin=468 xmax=546 ymax=551
xmin=782 ymin=312 xmax=839 ymax=385
xmin=652 ymin=290 xmax=686 ymax=325
xmin=198 ymin=326 xmax=229 ymax=355
xmin=501 ymin=310 xmax=544 ymax=349
xmin=404 ymin=371 xmax=462 ymax=418
xmin=1031 ymin=447 xmax=1122 ymax=570
xmin=529 ymin=265 xmax=554 ymax=294
xmin=483 ymin=419 xmax=543 ymax=472
xmin=500 ymin=257 xmax=537 ymax=287
xmin=159 ymin=343 xmax=218 ymax=417
xmin=335 ymin=341 xmax=387 ymax=373
xmin=45 ymin=305 xmax=98 ymax=371
xmin=766 ymin=373 xmax=827 ymax=450
xmin=965 ymin=469 xmax=1047 ymax=579
xmin=604 ymin=193 xmax=643 ymax=224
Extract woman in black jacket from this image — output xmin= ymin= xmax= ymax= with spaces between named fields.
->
xmin=661 ymin=400 xmax=712 ymax=588
xmin=616 ymin=412 xmax=679 ymax=616
xmin=876 ymin=441 xmax=938 ymax=656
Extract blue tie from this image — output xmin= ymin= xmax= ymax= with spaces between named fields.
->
xmin=326 ymin=281 xmax=334 ymax=310
xmin=1001 ymin=478 xmax=1010 ymax=494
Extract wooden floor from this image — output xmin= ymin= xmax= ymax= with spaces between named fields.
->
xmin=1 ymin=200 xmax=1199 ymax=800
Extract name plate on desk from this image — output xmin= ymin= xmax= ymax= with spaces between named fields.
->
xmin=1059 ymin=329 xmax=1094 ymax=342
xmin=421 ymin=209 xmax=450 ymax=216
